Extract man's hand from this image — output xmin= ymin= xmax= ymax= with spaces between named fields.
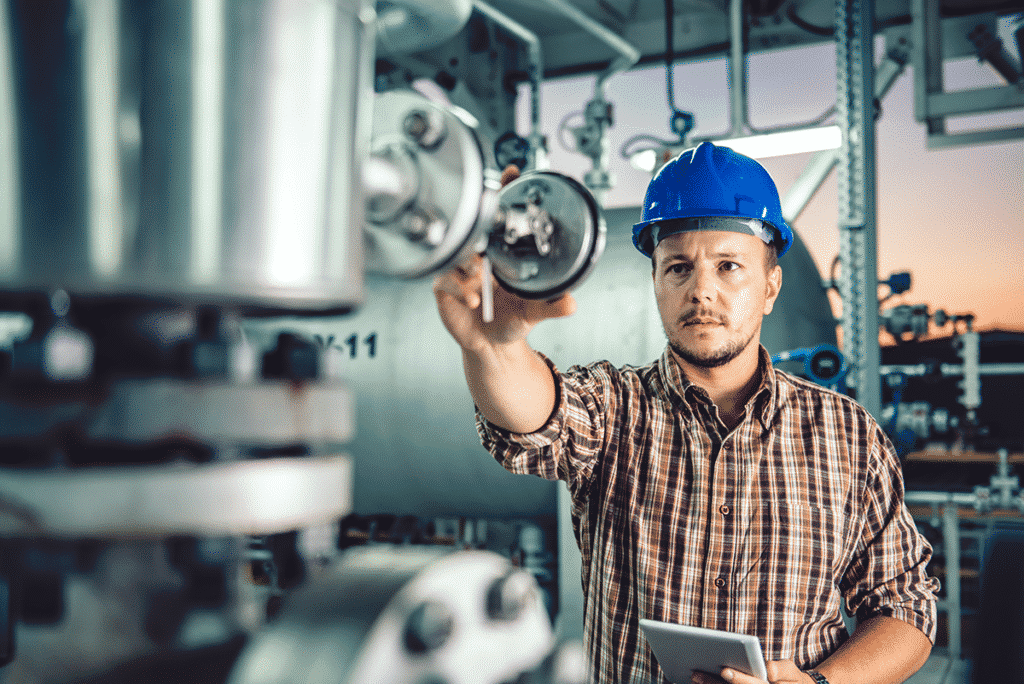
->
xmin=432 ymin=162 xmax=576 ymax=355
xmin=433 ymin=255 xmax=576 ymax=354
xmin=690 ymin=660 xmax=814 ymax=684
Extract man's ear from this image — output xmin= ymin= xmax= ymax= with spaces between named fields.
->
xmin=763 ymin=265 xmax=782 ymax=315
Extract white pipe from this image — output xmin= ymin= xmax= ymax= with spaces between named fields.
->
xmin=0 ymin=0 xmax=18 ymax=276
xmin=729 ymin=0 xmax=747 ymax=137
xmin=879 ymin=363 xmax=1024 ymax=377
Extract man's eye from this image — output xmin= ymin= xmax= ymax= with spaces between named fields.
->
xmin=667 ymin=264 xmax=688 ymax=275
xmin=721 ymin=261 xmax=740 ymax=272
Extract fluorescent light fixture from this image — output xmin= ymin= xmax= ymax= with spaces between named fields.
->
xmin=628 ymin=125 xmax=842 ymax=173
xmin=716 ymin=125 xmax=842 ymax=159
xmin=629 ymin=149 xmax=658 ymax=173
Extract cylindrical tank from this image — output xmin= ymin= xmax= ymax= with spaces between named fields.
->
xmin=247 ymin=207 xmax=837 ymax=518
xmin=0 ymin=0 xmax=371 ymax=313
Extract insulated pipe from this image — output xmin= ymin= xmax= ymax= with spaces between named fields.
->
xmin=533 ymin=0 xmax=639 ymax=91
xmin=376 ymin=0 xmax=473 ymax=56
xmin=471 ymin=1 xmax=544 ymax=169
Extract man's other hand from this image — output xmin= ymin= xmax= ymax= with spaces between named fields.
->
xmin=690 ymin=660 xmax=815 ymax=684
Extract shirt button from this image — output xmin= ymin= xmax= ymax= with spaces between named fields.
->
xmin=714 ymin=577 xmax=726 ymax=589
xmin=719 ymin=504 xmax=730 ymax=516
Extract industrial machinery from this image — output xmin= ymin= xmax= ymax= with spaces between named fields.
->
xmin=0 ymin=0 xmax=603 ymax=680
xmin=1 ymin=0 xmax=1020 ymax=682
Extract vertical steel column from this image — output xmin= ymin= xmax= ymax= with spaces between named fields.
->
xmin=835 ymin=0 xmax=881 ymax=418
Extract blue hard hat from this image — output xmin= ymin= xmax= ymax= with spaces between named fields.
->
xmin=632 ymin=141 xmax=793 ymax=257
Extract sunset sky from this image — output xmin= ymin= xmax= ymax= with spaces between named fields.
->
xmin=523 ymin=38 xmax=1024 ymax=332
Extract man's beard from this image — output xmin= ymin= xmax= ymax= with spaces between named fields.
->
xmin=667 ymin=327 xmax=758 ymax=369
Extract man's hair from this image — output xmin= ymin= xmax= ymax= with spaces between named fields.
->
xmin=764 ymin=240 xmax=778 ymax=274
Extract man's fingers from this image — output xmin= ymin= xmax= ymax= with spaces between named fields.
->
xmin=716 ymin=667 xmax=764 ymax=684
xmin=433 ymin=271 xmax=481 ymax=310
xmin=500 ymin=164 xmax=520 ymax=187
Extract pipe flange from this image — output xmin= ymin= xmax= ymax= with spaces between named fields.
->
xmin=365 ymin=91 xmax=498 ymax=279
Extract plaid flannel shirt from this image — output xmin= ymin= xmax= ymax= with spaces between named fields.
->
xmin=477 ymin=346 xmax=938 ymax=683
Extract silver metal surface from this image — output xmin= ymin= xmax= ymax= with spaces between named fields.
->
xmin=532 ymin=0 xmax=639 ymax=84
xmin=229 ymin=547 xmax=554 ymax=684
xmin=87 ymin=380 xmax=355 ymax=445
xmin=942 ymin=504 xmax=962 ymax=662
xmin=489 ymin=171 xmax=606 ymax=299
xmin=910 ymin=1 xmax=1023 ymax=148
xmin=0 ymin=454 xmax=352 ymax=538
xmin=0 ymin=0 xmax=372 ymax=312
xmin=365 ymin=90 xmax=500 ymax=279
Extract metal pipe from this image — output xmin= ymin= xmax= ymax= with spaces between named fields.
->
xmin=729 ymin=0 xmax=748 ymax=136
xmin=880 ymin=362 xmax=1024 ymax=377
xmin=0 ymin=0 xmax=17 ymax=275
xmin=781 ymin=41 xmax=909 ymax=224
xmin=968 ymin=24 xmax=1022 ymax=85
xmin=529 ymin=0 xmax=638 ymax=202
xmin=376 ymin=0 xmax=473 ymax=56
xmin=1015 ymin=21 xmax=1024 ymax=78
xmin=471 ymin=0 xmax=545 ymax=169
xmin=532 ymin=0 xmax=639 ymax=90
xmin=904 ymin=491 xmax=978 ymax=507
xmin=780 ymin=149 xmax=836 ymax=225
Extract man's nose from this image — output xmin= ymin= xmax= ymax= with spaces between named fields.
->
xmin=687 ymin=264 xmax=716 ymax=303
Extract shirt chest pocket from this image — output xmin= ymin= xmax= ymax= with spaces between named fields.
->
xmin=743 ymin=503 xmax=852 ymax=602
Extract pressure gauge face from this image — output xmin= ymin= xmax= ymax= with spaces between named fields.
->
xmin=487 ymin=171 xmax=606 ymax=300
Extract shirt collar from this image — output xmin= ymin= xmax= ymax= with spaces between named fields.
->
xmin=657 ymin=345 xmax=777 ymax=428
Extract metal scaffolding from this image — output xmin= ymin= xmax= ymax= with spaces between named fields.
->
xmin=835 ymin=0 xmax=881 ymax=419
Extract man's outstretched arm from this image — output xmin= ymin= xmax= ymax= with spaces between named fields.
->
xmin=433 ymin=256 xmax=575 ymax=434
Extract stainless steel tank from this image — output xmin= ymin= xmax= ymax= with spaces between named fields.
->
xmin=246 ymin=207 xmax=837 ymax=519
xmin=0 ymin=0 xmax=371 ymax=313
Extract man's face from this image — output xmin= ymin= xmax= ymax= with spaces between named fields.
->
xmin=652 ymin=230 xmax=781 ymax=369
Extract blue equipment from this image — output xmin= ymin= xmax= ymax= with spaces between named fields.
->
xmin=771 ymin=344 xmax=848 ymax=390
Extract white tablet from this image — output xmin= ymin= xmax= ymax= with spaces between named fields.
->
xmin=639 ymin=618 xmax=769 ymax=682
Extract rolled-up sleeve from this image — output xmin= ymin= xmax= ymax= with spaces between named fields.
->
xmin=842 ymin=428 xmax=940 ymax=641
xmin=475 ymin=354 xmax=617 ymax=498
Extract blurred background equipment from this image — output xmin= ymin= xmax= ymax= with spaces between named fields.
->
xmin=1 ymin=0 xmax=1022 ymax=682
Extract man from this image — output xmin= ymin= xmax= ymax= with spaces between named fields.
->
xmin=434 ymin=142 xmax=939 ymax=684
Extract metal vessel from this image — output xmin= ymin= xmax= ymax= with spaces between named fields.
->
xmin=1 ymin=0 xmax=370 ymax=314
